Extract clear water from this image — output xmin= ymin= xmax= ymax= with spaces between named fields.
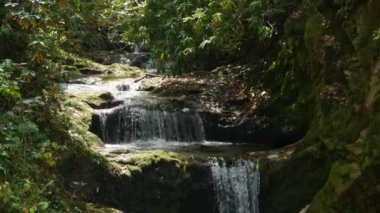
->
xmin=210 ymin=158 xmax=260 ymax=213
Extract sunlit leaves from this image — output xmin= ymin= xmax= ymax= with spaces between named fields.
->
xmin=199 ymin=36 xmax=216 ymax=49
xmin=0 ymin=24 xmax=13 ymax=37
xmin=124 ymin=0 xmax=272 ymax=73
xmin=259 ymin=26 xmax=272 ymax=41
xmin=0 ymin=59 xmax=21 ymax=101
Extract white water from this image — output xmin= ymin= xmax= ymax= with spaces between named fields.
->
xmin=65 ymin=77 xmax=206 ymax=144
xmin=210 ymin=158 xmax=260 ymax=213
xmin=96 ymin=106 xmax=205 ymax=143
xmin=63 ymin=78 xmax=143 ymax=100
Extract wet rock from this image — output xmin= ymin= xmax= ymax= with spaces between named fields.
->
xmin=99 ymin=92 xmax=114 ymax=101
xmin=140 ymin=85 xmax=156 ymax=91
xmin=80 ymin=68 xmax=103 ymax=75
xmin=86 ymin=100 xmax=124 ymax=110
xmin=129 ymin=52 xmax=150 ymax=67
xmin=116 ymin=84 xmax=130 ymax=91
xmin=226 ymin=97 xmax=249 ymax=106
xmin=76 ymin=92 xmax=123 ymax=110
xmin=188 ymin=88 xmax=203 ymax=94
xmin=60 ymin=150 xmax=216 ymax=213
xmin=200 ymin=111 xmax=307 ymax=146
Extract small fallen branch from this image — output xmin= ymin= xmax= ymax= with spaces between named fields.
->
xmin=134 ymin=73 xmax=164 ymax=82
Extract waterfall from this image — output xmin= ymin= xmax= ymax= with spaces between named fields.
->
xmin=210 ymin=158 xmax=260 ymax=213
xmin=95 ymin=105 xmax=205 ymax=143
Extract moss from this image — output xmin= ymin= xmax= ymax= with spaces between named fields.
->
xmin=115 ymin=150 xmax=182 ymax=176
xmin=318 ymin=105 xmax=369 ymax=143
xmin=63 ymin=96 xmax=103 ymax=148
xmin=307 ymin=162 xmax=362 ymax=212
xmin=260 ymin=144 xmax=332 ymax=213
xmin=59 ymin=146 xmax=216 ymax=213
xmin=304 ymin=14 xmax=324 ymax=53
xmin=335 ymin=159 xmax=380 ymax=212
xmin=57 ymin=49 xmax=145 ymax=80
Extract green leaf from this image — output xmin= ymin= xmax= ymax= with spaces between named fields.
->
xmin=29 ymin=206 xmax=38 ymax=213
xmin=199 ymin=36 xmax=216 ymax=49
xmin=37 ymin=201 xmax=49 ymax=210
xmin=17 ymin=121 xmax=38 ymax=135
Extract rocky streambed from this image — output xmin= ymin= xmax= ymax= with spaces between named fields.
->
xmin=60 ymin=61 xmax=305 ymax=213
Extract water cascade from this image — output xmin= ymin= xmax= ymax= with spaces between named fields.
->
xmin=210 ymin=158 xmax=260 ymax=213
xmin=95 ymin=105 xmax=205 ymax=143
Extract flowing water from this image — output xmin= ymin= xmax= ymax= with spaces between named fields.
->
xmin=210 ymin=158 xmax=260 ymax=213
xmin=95 ymin=105 xmax=205 ymax=143
xmin=65 ymin=75 xmax=262 ymax=212
xmin=64 ymin=77 xmax=205 ymax=144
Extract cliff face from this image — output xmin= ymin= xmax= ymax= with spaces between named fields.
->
xmin=261 ymin=0 xmax=380 ymax=212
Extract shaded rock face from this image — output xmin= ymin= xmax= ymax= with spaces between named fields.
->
xmin=259 ymin=147 xmax=332 ymax=213
xmin=60 ymin=152 xmax=217 ymax=213
xmin=79 ymin=68 xmax=104 ymax=75
xmin=200 ymin=112 xmax=307 ymax=147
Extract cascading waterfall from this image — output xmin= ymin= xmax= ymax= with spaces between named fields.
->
xmin=210 ymin=158 xmax=260 ymax=213
xmin=98 ymin=111 xmax=109 ymax=142
xmin=95 ymin=105 xmax=205 ymax=143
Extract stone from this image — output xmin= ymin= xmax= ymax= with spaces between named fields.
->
xmin=116 ymin=84 xmax=130 ymax=91
xmin=79 ymin=68 xmax=103 ymax=75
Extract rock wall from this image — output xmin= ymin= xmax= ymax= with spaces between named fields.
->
xmin=260 ymin=0 xmax=380 ymax=212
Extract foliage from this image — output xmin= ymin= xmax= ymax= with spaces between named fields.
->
xmin=0 ymin=1 xmax=105 ymax=211
xmin=0 ymin=104 xmax=68 ymax=212
xmin=123 ymin=0 xmax=275 ymax=73
xmin=0 ymin=60 xmax=21 ymax=108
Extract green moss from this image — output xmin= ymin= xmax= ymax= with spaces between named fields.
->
xmin=304 ymin=14 xmax=324 ymax=52
xmin=260 ymin=144 xmax=332 ymax=213
xmin=335 ymin=159 xmax=380 ymax=212
xmin=118 ymin=150 xmax=182 ymax=176
xmin=57 ymin=49 xmax=145 ymax=80
xmin=63 ymin=96 xmax=103 ymax=148
xmin=308 ymin=162 xmax=362 ymax=212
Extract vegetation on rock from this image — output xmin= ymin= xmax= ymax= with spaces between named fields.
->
xmin=1 ymin=0 xmax=379 ymax=212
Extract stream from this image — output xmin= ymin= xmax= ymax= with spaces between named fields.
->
xmin=64 ymin=66 xmax=263 ymax=213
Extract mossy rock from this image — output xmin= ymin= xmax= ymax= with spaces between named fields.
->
xmin=63 ymin=95 xmax=103 ymax=148
xmin=259 ymin=144 xmax=332 ymax=213
xmin=58 ymin=49 xmax=145 ymax=80
xmin=60 ymin=147 xmax=215 ymax=213
xmin=307 ymin=161 xmax=363 ymax=213
xmin=304 ymin=14 xmax=324 ymax=53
